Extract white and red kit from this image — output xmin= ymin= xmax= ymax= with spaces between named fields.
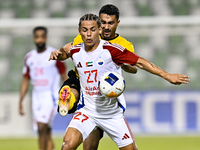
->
xmin=68 ymin=40 xmax=139 ymax=148
xmin=23 ymin=46 xmax=66 ymax=125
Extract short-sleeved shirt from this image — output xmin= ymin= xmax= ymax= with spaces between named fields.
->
xmin=23 ymin=46 xmax=66 ymax=96
xmin=70 ymin=40 xmax=139 ymax=118
xmin=72 ymin=34 xmax=135 ymax=111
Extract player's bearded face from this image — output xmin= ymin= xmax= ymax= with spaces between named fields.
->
xmin=79 ymin=20 xmax=101 ymax=51
xmin=100 ymin=13 xmax=119 ymax=39
xmin=33 ymin=30 xmax=47 ymax=51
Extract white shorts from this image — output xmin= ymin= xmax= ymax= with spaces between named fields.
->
xmin=32 ymin=90 xmax=57 ymax=129
xmin=67 ymin=108 xmax=135 ymax=148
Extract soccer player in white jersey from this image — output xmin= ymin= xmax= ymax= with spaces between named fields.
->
xmin=49 ymin=14 xmax=189 ymax=150
xmin=53 ymin=4 xmax=138 ymax=150
xmin=19 ymin=26 xmax=67 ymax=150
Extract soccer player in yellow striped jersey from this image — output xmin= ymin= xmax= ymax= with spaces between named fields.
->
xmin=50 ymin=4 xmax=138 ymax=150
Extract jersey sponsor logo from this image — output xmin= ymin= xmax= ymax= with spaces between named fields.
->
xmin=86 ymin=61 xmax=93 ymax=67
xmin=97 ymin=58 xmax=104 ymax=66
xmin=122 ymin=133 xmax=130 ymax=140
xmin=76 ymin=62 xmax=82 ymax=68
xmin=85 ymin=86 xmax=100 ymax=96
xmin=33 ymin=79 xmax=49 ymax=86
xmin=85 ymin=86 xmax=99 ymax=91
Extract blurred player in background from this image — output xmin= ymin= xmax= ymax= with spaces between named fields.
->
xmin=53 ymin=4 xmax=138 ymax=150
xmin=19 ymin=26 xmax=67 ymax=150
xmin=49 ymin=13 xmax=189 ymax=150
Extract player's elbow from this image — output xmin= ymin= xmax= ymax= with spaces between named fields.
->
xmin=121 ymin=64 xmax=138 ymax=74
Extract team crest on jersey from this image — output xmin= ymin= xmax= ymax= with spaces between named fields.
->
xmin=97 ymin=58 xmax=104 ymax=66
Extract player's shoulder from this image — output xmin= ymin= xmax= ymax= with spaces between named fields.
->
xmin=116 ymin=35 xmax=130 ymax=42
xmin=71 ymin=43 xmax=82 ymax=50
xmin=115 ymin=35 xmax=133 ymax=46
xmin=24 ymin=49 xmax=36 ymax=59
xmin=70 ymin=43 xmax=82 ymax=56
xmin=73 ymin=34 xmax=83 ymax=45
xmin=102 ymin=40 xmax=125 ymax=52
xmin=115 ymin=35 xmax=134 ymax=53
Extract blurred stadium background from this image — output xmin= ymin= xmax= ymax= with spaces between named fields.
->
xmin=0 ymin=0 xmax=200 ymax=149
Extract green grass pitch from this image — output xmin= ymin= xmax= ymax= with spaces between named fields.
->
xmin=0 ymin=135 xmax=200 ymax=150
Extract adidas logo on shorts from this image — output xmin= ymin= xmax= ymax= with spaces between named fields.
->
xmin=122 ymin=133 xmax=130 ymax=140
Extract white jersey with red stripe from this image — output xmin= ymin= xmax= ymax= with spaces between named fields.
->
xmin=70 ymin=40 xmax=139 ymax=118
xmin=23 ymin=46 xmax=66 ymax=98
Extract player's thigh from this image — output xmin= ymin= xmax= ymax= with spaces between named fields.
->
xmin=99 ymin=116 xmax=134 ymax=148
xmin=63 ymin=127 xmax=83 ymax=150
xmin=68 ymin=110 xmax=97 ymax=141
xmin=119 ymin=143 xmax=135 ymax=150
xmin=83 ymin=127 xmax=103 ymax=150
xmin=119 ymin=141 xmax=138 ymax=150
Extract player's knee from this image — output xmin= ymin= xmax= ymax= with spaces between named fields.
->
xmin=133 ymin=142 xmax=139 ymax=150
xmin=134 ymin=146 xmax=139 ymax=150
xmin=83 ymin=143 xmax=98 ymax=150
xmin=62 ymin=141 xmax=74 ymax=150
xmin=37 ymin=123 xmax=48 ymax=135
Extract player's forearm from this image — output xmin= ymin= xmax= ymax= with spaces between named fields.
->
xmin=136 ymin=57 xmax=170 ymax=80
xmin=19 ymin=77 xmax=29 ymax=102
xmin=57 ymin=47 xmax=68 ymax=60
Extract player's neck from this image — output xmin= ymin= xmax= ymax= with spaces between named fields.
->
xmin=100 ymin=33 xmax=119 ymax=41
xmin=85 ymin=39 xmax=100 ymax=52
xmin=37 ymin=47 xmax=46 ymax=53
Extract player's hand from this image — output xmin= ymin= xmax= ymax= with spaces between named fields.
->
xmin=63 ymin=42 xmax=73 ymax=53
xmin=166 ymin=73 xmax=190 ymax=85
xmin=19 ymin=103 xmax=25 ymax=115
xmin=48 ymin=50 xmax=62 ymax=61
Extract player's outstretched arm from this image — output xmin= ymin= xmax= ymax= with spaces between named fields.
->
xmin=49 ymin=43 xmax=72 ymax=61
xmin=121 ymin=64 xmax=137 ymax=74
xmin=49 ymin=47 xmax=68 ymax=61
xmin=135 ymin=57 xmax=190 ymax=85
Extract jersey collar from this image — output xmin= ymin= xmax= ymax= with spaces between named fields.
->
xmin=100 ymin=33 xmax=119 ymax=41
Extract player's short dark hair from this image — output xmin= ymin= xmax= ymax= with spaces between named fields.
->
xmin=78 ymin=13 xmax=101 ymax=28
xmin=99 ymin=4 xmax=120 ymax=20
xmin=33 ymin=26 xmax=48 ymax=35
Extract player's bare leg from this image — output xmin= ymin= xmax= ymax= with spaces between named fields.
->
xmin=83 ymin=128 xmax=102 ymax=150
xmin=119 ymin=142 xmax=138 ymax=150
xmin=37 ymin=122 xmax=49 ymax=150
xmin=46 ymin=127 xmax=54 ymax=150
xmin=61 ymin=127 xmax=83 ymax=150
xmin=70 ymin=88 xmax=79 ymax=104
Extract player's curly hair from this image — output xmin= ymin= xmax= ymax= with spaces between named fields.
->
xmin=78 ymin=13 xmax=101 ymax=28
xmin=99 ymin=4 xmax=120 ymax=20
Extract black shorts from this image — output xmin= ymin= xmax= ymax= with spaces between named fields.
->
xmin=60 ymin=70 xmax=81 ymax=93
xmin=58 ymin=70 xmax=81 ymax=114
